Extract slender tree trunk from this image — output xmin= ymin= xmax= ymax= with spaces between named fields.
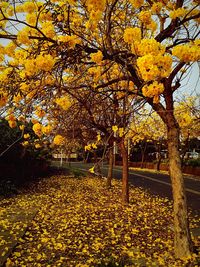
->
xmin=120 ymin=139 xmax=129 ymax=204
xmin=107 ymin=147 xmax=113 ymax=188
xmin=156 ymin=143 xmax=162 ymax=171
xmin=140 ymin=141 xmax=147 ymax=168
xmin=167 ymin=123 xmax=193 ymax=258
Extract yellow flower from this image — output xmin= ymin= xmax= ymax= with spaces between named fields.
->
xmin=42 ymin=125 xmax=52 ymax=135
xmin=36 ymin=54 xmax=55 ymax=72
xmin=0 ymin=91 xmax=7 ymax=107
xmin=53 ymin=135 xmax=65 ymax=145
xmin=19 ymin=125 xmax=25 ymax=131
xmin=24 ymin=133 xmax=30 ymax=139
xmin=17 ymin=30 xmax=31 ymax=45
xmin=55 ymin=96 xmax=71 ymax=110
xmin=85 ymin=144 xmax=92 ymax=151
xmin=58 ymin=35 xmax=81 ymax=48
xmin=8 ymin=120 xmax=17 ymax=128
xmin=41 ymin=21 xmax=55 ymax=39
xmin=22 ymin=2 xmax=36 ymax=13
xmin=35 ymin=108 xmax=46 ymax=118
xmin=172 ymin=43 xmax=200 ymax=62
xmin=123 ymin=27 xmax=141 ymax=44
xmin=112 ymin=125 xmax=118 ymax=133
xmin=89 ymin=166 xmax=95 ymax=173
xmin=35 ymin=143 xmax=41 ymax=149
xmin=91 ymin=51 xmax=103 ymax=64
xmin=138 ymin=10 xmax=152 ymax=25
xmin=119 ymin=128 xmax=124 ymax=137
xmin=169 ymin=8 xmax=187 ymax=20
xmin=129 ymin=0 xmax=144 ymax=8
xmin=142 ymin=81 xmax=164 ymax=99
xmin=137 ymin=38 xmax=165 ymax=56
xmin=32 ymin=122 xmax=43 ymax=137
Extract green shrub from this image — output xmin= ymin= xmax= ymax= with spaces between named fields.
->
xmin=185 ymin=158 xmax=200 ymax=167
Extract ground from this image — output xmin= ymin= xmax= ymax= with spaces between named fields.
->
xmin=0 ymin=174 xmax=200 ymax=267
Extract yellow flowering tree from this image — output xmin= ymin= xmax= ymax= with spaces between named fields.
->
xmin=0 ymin=0 xmax=200 ymax=258
xmin=128 ymin=108 xmax=167 ymax=170
xmin=175 ymin=96 xmax=200 ymax=163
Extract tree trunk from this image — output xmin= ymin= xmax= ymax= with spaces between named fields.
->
xmin=120 ymin=139 xmax=129 ymax=204
xmin=167 ymin=123 xmax=193 ymax=258
xmin=156 ymin=143 xmax=162 ymax=171
xmin=107 ymin=147 xmax=113 ymax=188
xmin=140 ymin=141 xmax=147 ymax=168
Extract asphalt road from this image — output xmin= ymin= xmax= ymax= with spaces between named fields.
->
xmin=70 ymin=162 xmax=200 ymax=215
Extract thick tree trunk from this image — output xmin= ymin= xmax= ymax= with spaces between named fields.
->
xmin=167 ymin=124 xmax=193 ymax=258
xmin=120 ymin=139 xmax=129 ymax=204
xmin=107 ymin=147 xmax=113 ymax=188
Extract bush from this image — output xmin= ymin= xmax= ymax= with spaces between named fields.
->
xmin=0 ymin=118 xmax=51 ymax=189
xmin=184 ymin=158 xmax=200 ymax=167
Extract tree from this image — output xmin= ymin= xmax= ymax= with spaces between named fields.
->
xmin=0 ymin=0 xmax=200 ymax=257
xmin=175 ymin=96 xmax=200 ymax=164
xmin=128 ymin=108 xmax=167 ymax=169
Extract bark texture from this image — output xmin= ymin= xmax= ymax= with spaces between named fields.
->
xmin=167 ymin=123 xmax=193 ymax=258
xmin=120 ymin=139 xmax=129 ymax=204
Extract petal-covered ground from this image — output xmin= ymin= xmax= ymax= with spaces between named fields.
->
xmin=1 ymin=175 xmax=200 ymax=267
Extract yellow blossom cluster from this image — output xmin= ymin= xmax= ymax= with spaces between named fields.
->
xmin=13 ymin=94 xmax=22 ymax=105
xmin=112 ymin=125 xmax=125 ymax=137
xmin=0 ymin=90 xmax=8 ymax=107
xmin=129 ymin=0 xmax=143 ymax=8
xmin=20 ymin=83 xmax=30 ymax=94
xmin=138 ymin=10 xmax=157 ymax=31
xmin=34 ymin=107 xmax=46 ymax=118
xmin=142 ymin=81 xmax=164 ymax=103
xmin=85 ymin=133 xmax=101 ymax=151
xmin=0 ymin=44 xmax=5 ymax=62
xmin=36 ymin=54 xmax=56 ymax=72
xmin=85 ymin=143 xmax=98 ymax=151
xmin=41 ymin=21 xmax=55 ymax=39
xmin=172 ymin=41 xmax=200 ymax=62
xmin=55 ymin=95 xmax=71 ymax=110
xmin=35 ymin=143 xmax=42 ymax=149
xmin=53 ymin=134 xmax=65 ymax=146
xmin=4 ymin=42 xmax=16 ymax=57
xmin=24 ymin=133 xmax=30 ymax=139
xmin=24 ymin=59 xmax=37 ymax=76
xmin=26 ymin=13 xmax=37 ymax=26
xmin=123 ymin=27 xmax=141 ymax=45
xmin=137 ymin=39 xmax=165 ymax=56
xmin=6 ymin=113 xmax=17 ymax=128
xmin=86 ymin=0 xmax=106 ymax=13
xmin=85 ymin=0 xmax=106 ymax=30
xmin=19 ymin=125 xmax=25 ymax=131
xmin=22 ymin=140 xmax=29 ymax=147
xmin=137 ymin=54 xmax=172 ymax=81
xmin=90 ymin=51 xmax=103 ymax=64
xmin=169 ymin=8 xmax=187 ymax=20
xmin=20 ymin=2 xmax=37 ymax=13
xmin=151 ymin=2 xmax=163 ymax=14
xmin=58 ymin=35 xmax=81 ymax=48
xmin=87 ymin=66 xmax=101 ymax=83
xmin=20 ymin=53 xmax=55 ymax=76
xmin=32 ymin=122 xmax=43 ymax=137
xmin=42 ymin=124 xmax=52 ymax=135
xmin=112 ymin=125 xmax=118 ymax=133
xmin=0 ymin=2 xmax=13 ymax=19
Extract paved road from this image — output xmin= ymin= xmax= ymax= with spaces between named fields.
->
xmin=70 ymin=162 xmax=200 ymax=215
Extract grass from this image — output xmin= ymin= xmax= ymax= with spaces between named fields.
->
xmin=0 ymin=175 xmax=199 ymax=267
